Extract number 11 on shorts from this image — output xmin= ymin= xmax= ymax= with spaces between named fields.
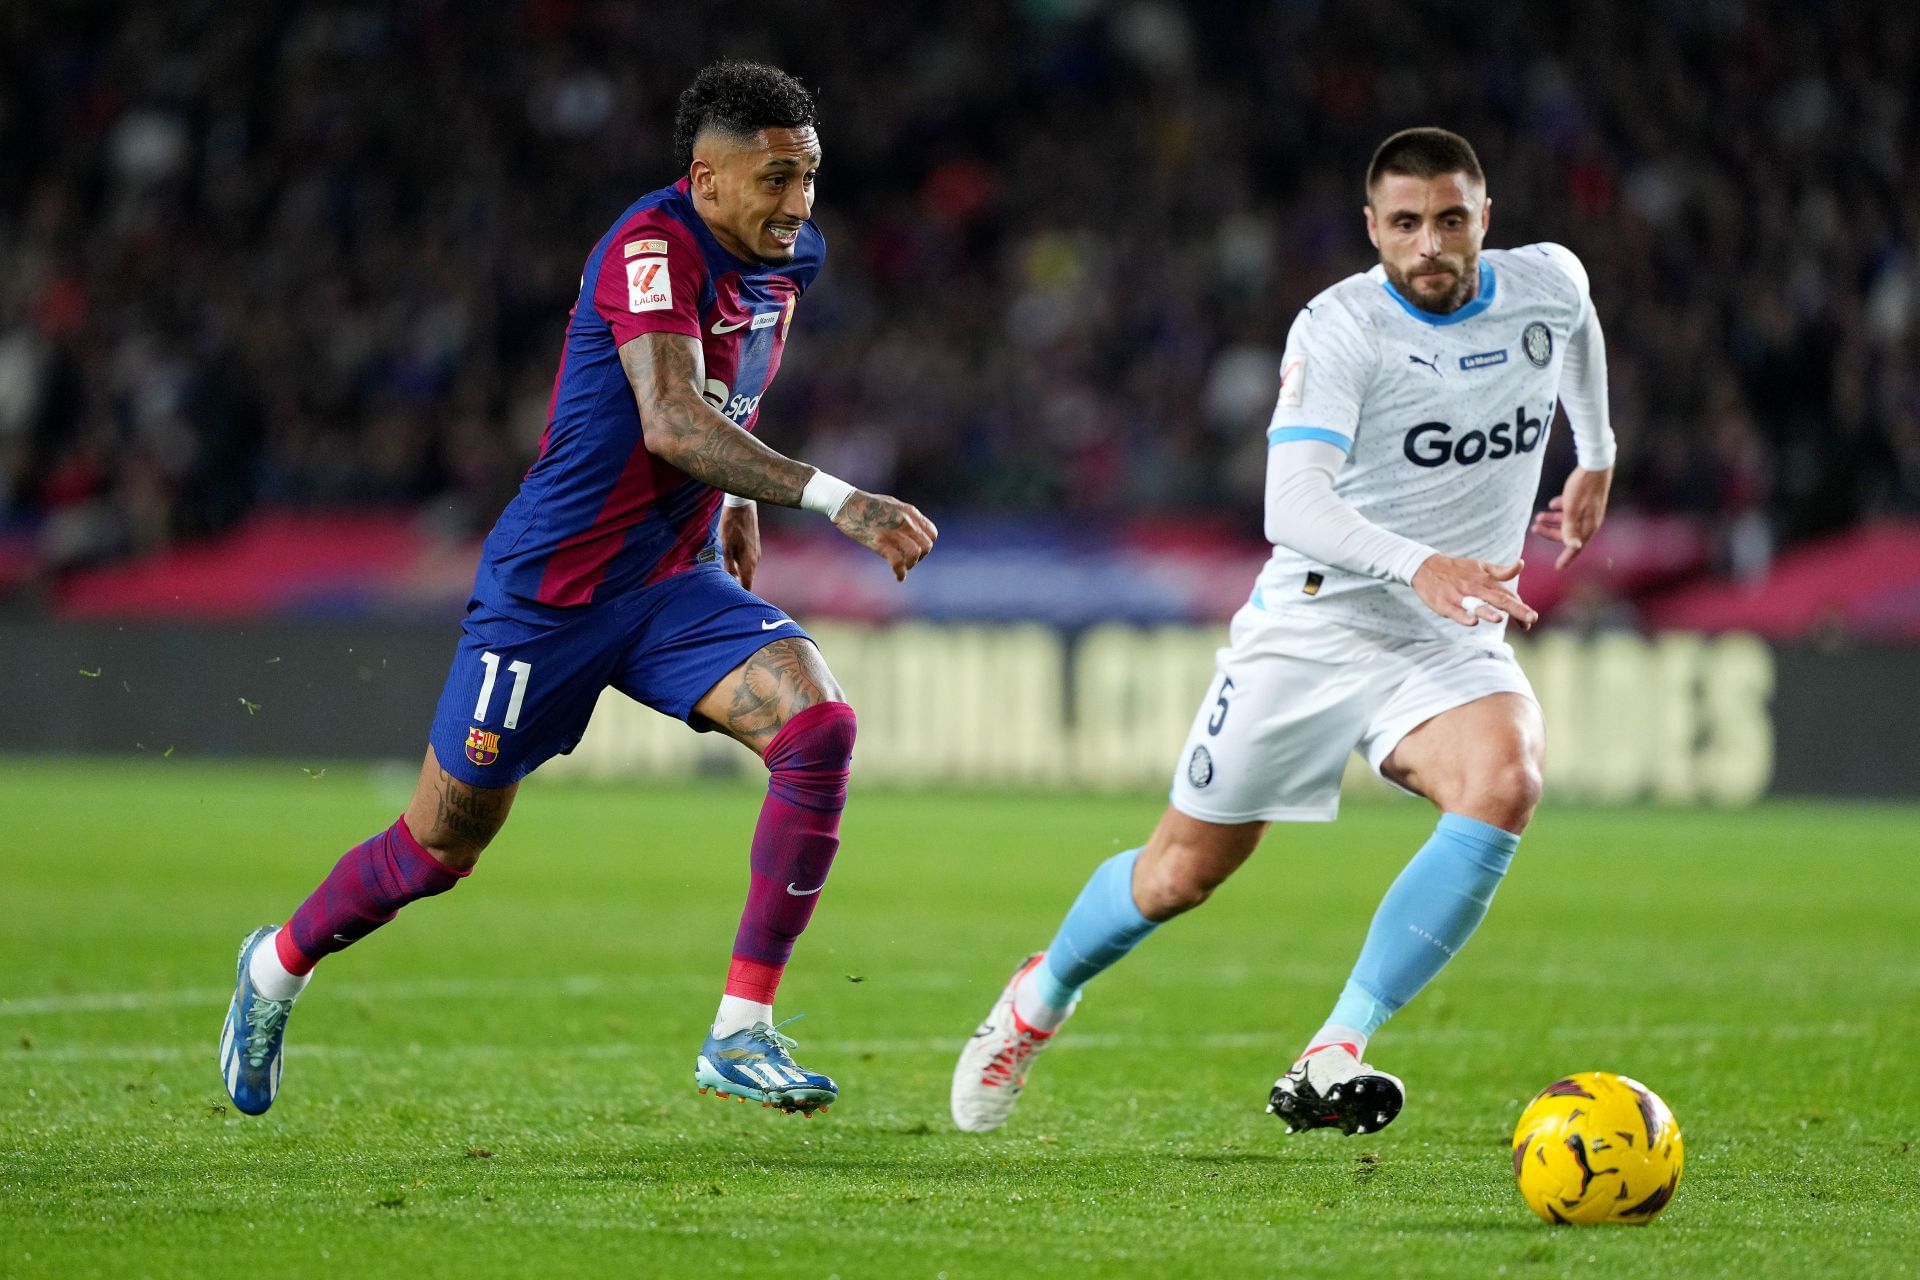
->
xmin=474 ymin=652 xmax=532 ymax=729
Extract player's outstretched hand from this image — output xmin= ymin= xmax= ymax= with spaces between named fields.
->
xmin=833 ymin=491 xmax=938 ymax=581
xmin=720 ymin=501 xmax=760 ymax=591
xmin=1411 ymin=555 xmax=1539 ymax=629
xmin=1531 ymin=466 xmax=1613 ymax=570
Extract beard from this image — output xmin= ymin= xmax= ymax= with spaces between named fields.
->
xmin=1385 ymin=254 xmax=1479 ymax=314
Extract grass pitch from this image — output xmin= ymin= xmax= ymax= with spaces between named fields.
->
xmin=2 ymin=759 xmax=1916 ymax=1279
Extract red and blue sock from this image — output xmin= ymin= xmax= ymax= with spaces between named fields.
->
xmin=714 ymin=701 xmax=857 ymax=1035
xmin=274 ymin=815 xmax=467 ymax=978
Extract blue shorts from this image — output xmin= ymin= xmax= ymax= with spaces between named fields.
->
xmin=427 ymin=565 xmax=812 ymax=787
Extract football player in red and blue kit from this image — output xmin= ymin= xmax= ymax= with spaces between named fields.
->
xmin=220 ymin=61 xmax=936 ymax=1117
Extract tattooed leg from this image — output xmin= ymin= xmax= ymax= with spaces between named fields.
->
xmin=403 ymin=746 xmax=519 ymax=871
xmin=693 ymin=637 xmax=844 ymax=756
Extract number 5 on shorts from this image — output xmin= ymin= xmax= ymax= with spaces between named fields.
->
xmin=1207 ymin=675 xmax=1235 ymax=735
xmin=474 ymin=652 xmax=532 ymax=729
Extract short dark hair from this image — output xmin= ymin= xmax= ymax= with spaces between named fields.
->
xmin=673 ymin=60 xmax=818 ymax=171
xmin=1366 ymin=127 xmax=1484 ymax=198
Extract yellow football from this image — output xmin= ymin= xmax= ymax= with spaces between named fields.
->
xmin=1511 ymin=1071 xmax=1684 ymax=1225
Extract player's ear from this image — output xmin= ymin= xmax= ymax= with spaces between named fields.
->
xmin=1479 ymin=195 xmax=1492 ymax=233
xmin=689 ymin=156 xmax=718 ymax=203
xmin=1363 ymin=202 xmax=1380 ymax=250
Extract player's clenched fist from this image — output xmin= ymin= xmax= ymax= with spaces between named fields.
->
xmin=833 ymin=491 xmax=938 ymax=581
xmin=1411 ymin=555 xmax=1538 ymax=629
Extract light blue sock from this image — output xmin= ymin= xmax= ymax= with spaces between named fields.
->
xmin=1032 ymin=848 xmax=1160 ymax=1007
xmin=1326 ymin=814 xmax=1521 ymax=1036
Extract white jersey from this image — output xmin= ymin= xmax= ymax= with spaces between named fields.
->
xmin=1255 ymin=243 xmax=1598 ymax=647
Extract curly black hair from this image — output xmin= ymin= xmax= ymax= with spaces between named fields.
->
xmin=672 ymin=60 xmax=818 ymax=171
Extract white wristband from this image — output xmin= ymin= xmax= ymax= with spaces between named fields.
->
xmin=722 ymin=493 xmax=754 ymax=509
xmin=799 ymin=469 xmax=856 ymax=519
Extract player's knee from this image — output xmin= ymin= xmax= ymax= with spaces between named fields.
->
xmin=805 ymin=699 xmax=858 ymax=763
xmin=408 ymin=818 xmax=499 ymax=873
xmin=417 ymin=831 xmax=489 ymax=873
xmin=768 ymin=700 xmax=858 ymax=772
xmin=404 ymin=789 xmax=509 ymax=872
xmin=764 ymin=702 xmax=857 ymax=814
xmin=1133 ymin=848 xmax=1221 ymax=921
xmin=1476 ymin=759 xmax=1542 ymax=833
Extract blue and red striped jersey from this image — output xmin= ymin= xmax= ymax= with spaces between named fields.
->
xmin=479 ymin=178 xmax=824 ymax=606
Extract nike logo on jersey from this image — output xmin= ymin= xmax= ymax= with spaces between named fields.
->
xmin=761 ymin=618 xmax=794 ymax=630
xmin=785 ymin=882 xmax=824 ymax=896
xmin=1407 ymin=353 xmax=1442 ymax=375
xmin=711 ymin=316 xmax=750 ymax=334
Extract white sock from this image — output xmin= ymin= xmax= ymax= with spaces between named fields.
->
xmin=1011 ymin=966 xmax=1073 ymax=1033
xmin=248 ymin=930 xmax=311 ymax=1002
xmin=712 ymin=995 xmax=773 ymax=1038
xmin=1304 ymin=1022 xmax=1369 ymax=1061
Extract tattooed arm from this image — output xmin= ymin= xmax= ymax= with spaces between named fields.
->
xmin=619 ymin=333 xmax=939 ymax=580
xmin=619 ymin=333 xmax=812 ymax=504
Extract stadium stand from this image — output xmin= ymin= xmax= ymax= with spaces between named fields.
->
xmin=2 ymin=2 xmax=1916 ymax=628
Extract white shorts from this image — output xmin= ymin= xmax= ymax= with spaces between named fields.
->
xmin=1168 ymin=606 xmax=1537 ymax=824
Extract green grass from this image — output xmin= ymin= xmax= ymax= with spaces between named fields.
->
xmin=2 ymin=759 xmax=1917 ymax=1279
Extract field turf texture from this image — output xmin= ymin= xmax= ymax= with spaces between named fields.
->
xmin=3 ymin=760 xmax=1916 ymax=1279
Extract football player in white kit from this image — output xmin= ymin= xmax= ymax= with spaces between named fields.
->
xmin=952 ymin=128 xmax=1616 ymax=1137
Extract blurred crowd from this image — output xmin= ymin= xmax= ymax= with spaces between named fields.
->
xmin=3 ymin=0 xmax=1917 ymax=585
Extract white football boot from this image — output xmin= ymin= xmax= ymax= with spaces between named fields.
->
xmin=951 ymin=953 xmax=1072 ymax=1133
xmin=1266 ymin=1042 xmax=1405 ymax=1135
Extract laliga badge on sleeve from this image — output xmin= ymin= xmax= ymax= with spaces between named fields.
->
xmin=1279 ymin=358 xmax=1305 ymax=409
xmin=628 ymin=257 xmax=672 ymax=313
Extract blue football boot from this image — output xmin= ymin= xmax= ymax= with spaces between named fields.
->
xmin=695 ymin=1016 xmax=838 ymax=1115
xmin=219 ymin=925 xmax=295 ymax=1115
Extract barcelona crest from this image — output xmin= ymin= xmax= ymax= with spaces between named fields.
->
xmin=465 ymin=726 xmax=501 ymax=767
